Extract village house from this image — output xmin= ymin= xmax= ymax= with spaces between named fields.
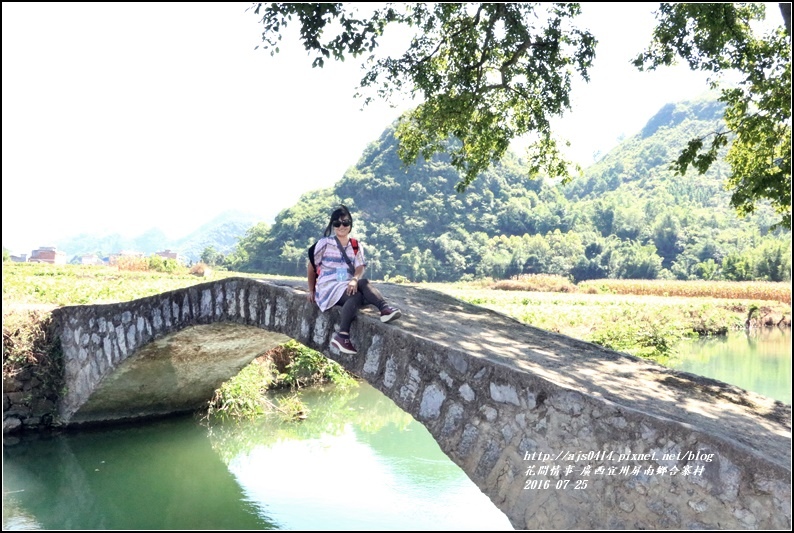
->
xmin=79 ymin=254 xmax=105 ymax=266
xmin=29 ymin=247 xmax=67 ymax=264
xmin=154 ymin=249 xmax=179 ymax=261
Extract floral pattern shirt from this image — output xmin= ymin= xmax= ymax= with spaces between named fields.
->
xmin=313 ymin=236 xmax=366 ymax=312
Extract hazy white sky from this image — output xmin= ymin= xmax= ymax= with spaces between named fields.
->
xmin=2 ymin=2 xmax=780 ymax=255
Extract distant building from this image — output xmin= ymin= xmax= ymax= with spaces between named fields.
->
xmin=79 ymin=254 xmax=105 ymax=266
xmin=154 ymin=249 xmax=179 ymax=261
xmin=10 ymin=254 xmax=27 ymax=263
xmin=29 ymin=247 xmax=67 ymax=264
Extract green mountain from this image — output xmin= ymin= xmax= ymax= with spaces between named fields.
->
xmin=226 ymin=94 xmax=790 ymax=283
xmin=171 ymin=211 xmax=262 ymax=264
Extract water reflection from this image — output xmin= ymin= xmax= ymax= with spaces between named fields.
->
xmin=209 ymin=384 xmax=512 ymax=530
xmin=670 ymin=328 xmax=791 ymax=404
xmin=3 ymin=417 xmax=269 ymax=530
xmin=4 ymin=383 xmax=512 ymax=531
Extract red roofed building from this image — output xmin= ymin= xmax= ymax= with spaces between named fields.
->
xmin=29 ymin=247 xmax=67 ymax=264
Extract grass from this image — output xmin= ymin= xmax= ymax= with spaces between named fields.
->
xmin=204 ymin=340 xmax=357 ymax=423
xmin=2 ymin=262 xmax=267 ymax=307
xmin=422 ymin=285 xmax=744 ymax=335
xmin=421 ymin=277 xmax=790 ymax=362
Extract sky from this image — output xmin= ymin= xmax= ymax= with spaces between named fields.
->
xmin=2 ymin=2 xmax=781 ymax=255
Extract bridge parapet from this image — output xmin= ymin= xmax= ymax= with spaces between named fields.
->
xmin=51 ymin=277 xmax=790 ymax=529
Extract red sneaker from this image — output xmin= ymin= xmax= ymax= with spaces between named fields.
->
xmin=331 ymin=333 xmax=357 ymax=354
xmin=380 ymin=305 xmax=402 ymax=323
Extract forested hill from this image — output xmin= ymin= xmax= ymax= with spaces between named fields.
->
xmin=225 ymin=95 xmax=790 ymax=283
xmin=564 ymin=96 xmax=730 ymax=202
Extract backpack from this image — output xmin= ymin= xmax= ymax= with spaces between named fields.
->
xmin=308 ymin=238 xmax=358 ymax=272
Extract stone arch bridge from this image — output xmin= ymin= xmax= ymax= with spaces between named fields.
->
xmin=51 ymin=277 xmax=791 ymax=530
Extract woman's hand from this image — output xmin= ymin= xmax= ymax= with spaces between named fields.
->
xmin=307 ymin=287 xmax=316 ymax=303
xmin=347 ymin=278 xmax=358 ymax=295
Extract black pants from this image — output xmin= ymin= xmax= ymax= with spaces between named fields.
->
xmin=335 ymin=279 xmax=387 ymax=332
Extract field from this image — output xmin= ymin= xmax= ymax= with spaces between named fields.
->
xmin=1 ymin=263 xmax=264 ymax=308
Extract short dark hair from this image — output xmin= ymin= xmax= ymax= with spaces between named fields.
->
xmin=307 ymin=242 xmax=317 ymax=269
xmin=323 ymin=205 xmax=353 ymax=237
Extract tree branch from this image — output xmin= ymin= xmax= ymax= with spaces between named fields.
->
xmin=780 ymin=2 xmax=791 ymax=37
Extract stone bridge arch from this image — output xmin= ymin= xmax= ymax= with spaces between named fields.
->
xmin=51 ymin=277 xmax=791 ymax=530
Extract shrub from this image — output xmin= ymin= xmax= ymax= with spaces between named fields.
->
xmin=116 ymin=256 xmax=149 ymax=272
xmin=275 ymin=340 xmax=356 ymax=389
xmin=204 ymin=340 xmax=356 ymax=423
xmin=494 ymin=274 xmax=576 ymax=293
xmin=190 ymin=262 xmax=212 ymax=277
xmin=148 ymin=256 xmax=183 ymax=274
xmin=275 ymin=392 xmax=309 ymax=421
xmin=205 ymin=357 xmax=277 ymax=420
xmin=588 ymin=312 xmax=690 ymax=361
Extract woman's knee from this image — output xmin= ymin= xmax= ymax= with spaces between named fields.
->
xmin=343 ymin=291 xmax=364 ymax=309
xmin=360 ymin=279 xmax=384 ymax=303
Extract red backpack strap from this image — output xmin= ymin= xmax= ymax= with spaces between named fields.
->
xmin=350 ymin=238 xmax=359 ymax=256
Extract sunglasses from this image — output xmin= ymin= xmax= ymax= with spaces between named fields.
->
xmin=333 ymin=220 xmax=351 ymax=228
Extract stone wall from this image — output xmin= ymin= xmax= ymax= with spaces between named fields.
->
xmin=3 ymin=367 xmax=58 ymax=437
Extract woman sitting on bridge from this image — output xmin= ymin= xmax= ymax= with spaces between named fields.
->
xmin=307 ymin=205 xmax=401 ymax=355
